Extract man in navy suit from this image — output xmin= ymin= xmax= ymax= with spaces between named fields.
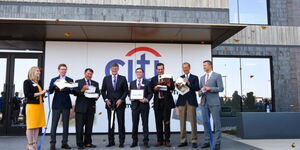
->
xmin=128 ymin=68 xmax=152 ymax=148
xmin=49 ymin=64 xmax=73 ymax=150
xmin=176 ymin=62 xmax=200 ymax=148
xmin=101 ymin=63 xmax=128 ymax=148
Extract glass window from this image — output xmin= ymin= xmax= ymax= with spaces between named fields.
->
xmin=213 ymin=57 xmax=272 ymax=117
xmin=229 ymin=0 xmax=268 ymax=24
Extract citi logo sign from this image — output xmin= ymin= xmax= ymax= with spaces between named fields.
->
xmin=105 ymin=47 xmax=161 ymax=82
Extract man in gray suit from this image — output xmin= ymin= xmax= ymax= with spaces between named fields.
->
xmin=199 ymin=60 xmax=224 ymax=150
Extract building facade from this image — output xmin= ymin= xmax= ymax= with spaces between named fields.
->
xmin=0 ymin=0 xmax=299 ymax=135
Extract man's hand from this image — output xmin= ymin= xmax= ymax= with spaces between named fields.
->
xmin=106 ymin=99 xmax=112 ymax=107
xmin=183 ymin=78 xmax=189 ymax=83
xmin=81 ymin=85 xmax=89 ymax=92
xmin=116 ymin=99 xmax=123 ymax=108
xmin=204 ymin=86 xmax=211 ymax=91
xmin=154 ymin=85 xmax=160 ymax=91
xmin=139 ymin=98 xmax=148 ymax=103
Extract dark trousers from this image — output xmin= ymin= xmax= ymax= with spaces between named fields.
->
xmin=154 ymin=101 xmax=172 ymax=143
xmin=50 ymin=109 xmax=70 ymax=145
xmin=107 ymin=107 xmax=125 ymax=144
xmin=131 ymin=107 xmax=149 ymax=144
xmin=75 ymin=112 xmax=95 ymax=147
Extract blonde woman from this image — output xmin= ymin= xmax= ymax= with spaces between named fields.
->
xmin=23 ymin=67 xmax=47 ymax=150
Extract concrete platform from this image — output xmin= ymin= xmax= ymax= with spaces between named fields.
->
xmin=0 ymin=133 xmax=267 ymax=150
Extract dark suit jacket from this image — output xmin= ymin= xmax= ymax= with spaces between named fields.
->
xmin=23 ymin=79 xmax=44 ymax=104
xmin=150 ymin=75 xmax=175 ymax=110
xmin=101 ymin=75 xmax=128 ymax=109
xmin=176 ymin=74 xmax=200 ymax=107
xmin=48 ymin=76 xmax=74 ymax=109
xmin=128 ymin=79 xmax=153 ymax=110
xmin=74 ymin=78 xmax=100 ymax=114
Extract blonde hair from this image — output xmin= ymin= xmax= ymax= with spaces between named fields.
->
xmin=28 ymin=66 xmax=40 ymax=82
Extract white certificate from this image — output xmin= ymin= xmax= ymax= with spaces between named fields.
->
xmin=86 ymin=86 xmax=96 ymax=93
xmin=84 ymin=93 xmax=99 ymax=99
xmin=130 ymin=89 xmax=144 ymax=100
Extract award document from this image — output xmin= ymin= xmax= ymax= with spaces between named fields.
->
xmin=84 ymin=85 xmax=99 ymax=98
xmin=130 ymin=89 xmax=144 ymax=100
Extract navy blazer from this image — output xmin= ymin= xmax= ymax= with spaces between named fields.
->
xmin=176 ymin=74 xmax=200 ymax=107
xmin=128 ymin=79 xmax=153 ymax=110
xmin=49 ymin=76 xmax=74 ymax=109
xmin=101 ymin=75 xmax=128 ymax=109
xmin=74 ymin=78 xmax=100 ymax=114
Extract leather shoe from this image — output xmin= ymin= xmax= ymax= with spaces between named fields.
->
xmin=192 ymin=143 xmax=198 ymax=148
xmin=201 ymin=143 xmax=210 ymax=148
xmin=178 ymin=142 xmax=188 ymax=147
xmin=85 ymin=144 xmax=96 ymax=148
xmin=165 ymin=142 xmax=172 ymax=147
xmin=130 ymin=142 xmax=137 ymax=148
xmin=119 ymin=143 xmax=124 ymax=148
xmin=61 ymin=144 xmax=71 ymax=149
xmin=154 ymin=142 xmax=163 ymax=147
xmin=106 ymin=143 xmax=115 ymax=147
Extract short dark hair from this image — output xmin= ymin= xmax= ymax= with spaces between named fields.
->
xmin=156 ymin=63 xmax=164 ymax=69
xmin=182 ymin=62 xmax=191 ymax=68
xmin=135 ymin=68 xmax=144 ymax=73
xmin=84 ymin=68 xmax=94 ymax=73
xmin=58 ymin=64 xmax=67 ymax=70
xmin=111 ymin=63 xmax=119 ymax=68
xmin=203 ymin=60 xmax=213 ymax=66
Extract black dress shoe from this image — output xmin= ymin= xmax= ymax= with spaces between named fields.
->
xmin=61 ymin=144 xmax=71 ymax=149
xmin=77 ymin=146 xmax=84 ymax=149
xmin=214 ymin=144 xmax=221 ymax=150
xmin=178 ymin=142 xmax=188 ymax=147
xmin=50 ymin=144 xmax=57 ymax=150
xmin=119 ymin=143 xmax=124 ymax=148
xmin=85 ymin=144 xmax=96 ymax=148
xmin=106 ymin=143 xmax=115 ymax=147
xmin=192 ymin=143 xmax=198 ymax=148
xmin=130 ymin=143 xmax=137 ymax=148
xmin=201 ymin=143 xmax=210 ymax=148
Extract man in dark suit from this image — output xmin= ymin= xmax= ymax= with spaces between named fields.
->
xmin=49 ymin=64 xmax=73 ymax=150
xmin=101 ymin=63 xmax=128 ymax=148
xmin=176 ymin=62 xmax=200 ymax=148
xmin=150 ymin=63 xmax=175 ymax=147
xmin=128 ymin=68 xmax=152 ymax=148
xmin=74 ymin=68 xmax=100 ymax=149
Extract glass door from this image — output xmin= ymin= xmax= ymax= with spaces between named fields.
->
xmin=0 ymin=53 xmax=42 ymax=135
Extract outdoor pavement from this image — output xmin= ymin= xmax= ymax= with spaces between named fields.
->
xmin=0 ymin=133 xmax=300 ymax=150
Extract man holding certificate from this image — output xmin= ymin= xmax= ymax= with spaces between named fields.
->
xmin=150 ymin=63 xmax=175 ymax=147
xmin=101 ymin=63 xmax=128 ymax=148
xmin=74 ymin=68 xmax=100 ymax=149
xmin=128 ymin=68 xmax=153 ymax=148
xmin=176 ymin=62 xmax=200 ymax=148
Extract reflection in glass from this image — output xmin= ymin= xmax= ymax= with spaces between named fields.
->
xmin=0 ymin=58 xmax=7 ymax=125
xmin=11 ymin=59 xmax=38 ymax=126
xmin=213 ymin=57 xmax=272 ymax=117
xmin=230 ymin=0 xmax=268 ymax=24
